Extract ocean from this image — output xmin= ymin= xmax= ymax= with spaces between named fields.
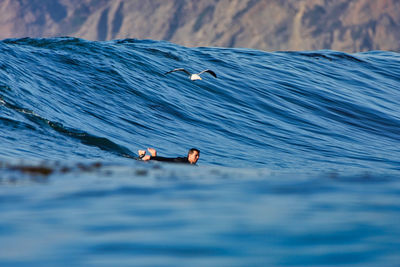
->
xmin=1 ymin=37 xmax=399 ymax=266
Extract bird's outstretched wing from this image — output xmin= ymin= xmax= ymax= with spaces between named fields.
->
xmin=199 ymin=69 xmax=217 ymax=78
xmin=165 ymin=68 xmax=191 ymax=76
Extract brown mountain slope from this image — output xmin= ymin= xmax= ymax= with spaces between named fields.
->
xmin=0 ymin=0 xmax=399 ymax=52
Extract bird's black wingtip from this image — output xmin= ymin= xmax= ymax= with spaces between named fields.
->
xmin=208 ymin=70 xmax=217 ymax=78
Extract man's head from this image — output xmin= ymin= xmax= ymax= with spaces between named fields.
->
xmin=187 ymin=148 xmax=200 ymax=164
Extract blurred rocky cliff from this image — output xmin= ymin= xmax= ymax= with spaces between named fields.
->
xmin=1 ymin=0 xmax=399 ymax=52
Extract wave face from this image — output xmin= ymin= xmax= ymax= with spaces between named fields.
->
xmin=1 ymin=37 xmax=399 ymax=171
xmin=1 ymin=38 xmax=400 ymax=266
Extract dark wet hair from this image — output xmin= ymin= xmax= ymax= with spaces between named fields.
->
xmin=188 ymin=148 xmax=200 ymax=155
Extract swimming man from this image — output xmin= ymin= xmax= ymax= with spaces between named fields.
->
xmin=138 ymin=147 xmax=200 ymax=165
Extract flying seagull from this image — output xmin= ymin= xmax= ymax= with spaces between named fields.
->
xmin=165 ymin=68 xmax=217 ymax=80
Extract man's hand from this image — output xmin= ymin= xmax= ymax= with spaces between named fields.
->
xmin=142 ymin=155 xmax=151 ymax=161
xmin=138 ymin=150 xmax=146 ymax=158
xmin=147 ymin=148 xmax=157 ymax=157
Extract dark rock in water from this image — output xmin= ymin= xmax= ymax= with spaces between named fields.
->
xmin=10 ymin=165 xmax=54 ymax=176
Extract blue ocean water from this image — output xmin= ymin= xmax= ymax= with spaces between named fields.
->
xmin=1 ymin=37 xmax=400 ymax=266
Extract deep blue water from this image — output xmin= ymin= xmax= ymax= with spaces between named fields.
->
xmin=1 ymin=37 xmax=400 ymax=266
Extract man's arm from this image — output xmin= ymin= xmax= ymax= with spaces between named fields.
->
xmin=139 ymin=148 xmax=189 ymax=163
xmin=148 ymin=156 xmax=188 ymax=163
